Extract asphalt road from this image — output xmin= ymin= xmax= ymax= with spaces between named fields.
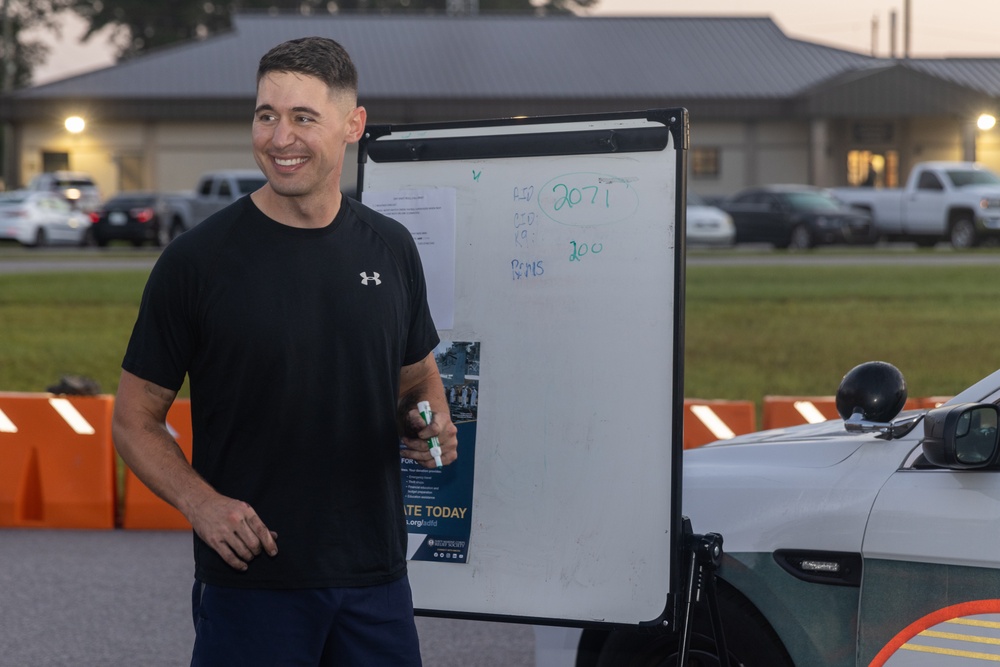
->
xmin=6 ymin=243 xmax=1000 ymax=275
xmin=0 ymin=530 xmax=536 ymax=667
xmin=0 ymin=248 xmax=160 ymax=274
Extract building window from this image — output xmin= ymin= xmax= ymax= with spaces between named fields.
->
xmin=846 ymin=150 xmax=898 ymax=188
xmin=42 ymin=151 xmax=70 ymax=173
xmin=692 ymin=147 xmax=720 ymax=178
xmin=852 ymin=122 xmax=894 ymax=143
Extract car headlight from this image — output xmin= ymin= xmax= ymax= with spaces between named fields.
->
xmin=980 ymin=198 xmax=1000 ymax=209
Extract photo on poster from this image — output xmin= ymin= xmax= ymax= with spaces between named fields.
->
xmin=403 ymin=340 xmax=480 ymax=563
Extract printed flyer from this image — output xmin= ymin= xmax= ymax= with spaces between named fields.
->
xmin=402 ymin=340 xmax=479 ymax=563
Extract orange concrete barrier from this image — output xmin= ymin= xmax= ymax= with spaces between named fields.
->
xmin=919 ymin=396 xmax=953 ymax=409
xmin=0 ymin=392 xmax=116 ymax=529
xmin=683 ymin=399 xmax=756 ymax=449
xmin=121 ymin=399 xmax=193 ymax=530
xmin=763 ymin=396 xmax=841 ymax=431
xmin=763 ymin=395 xmax=922 ymax=430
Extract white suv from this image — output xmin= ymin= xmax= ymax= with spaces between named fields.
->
xmin=27 ymin=171 xmax=101 ymax=213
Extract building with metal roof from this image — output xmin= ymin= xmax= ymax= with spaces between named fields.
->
xmin=3 ymin=13 xmax=1000 ymax=198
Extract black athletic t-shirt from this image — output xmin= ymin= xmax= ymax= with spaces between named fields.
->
xmin=122 ymin=195 xmax=439 ymax=588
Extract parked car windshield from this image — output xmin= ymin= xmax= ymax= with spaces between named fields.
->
xmin=781 ymin=191 xmax=842 ymax=211
xmin=107 ymin=195 xmax=156 ymax=207
xmin=237 ymin=178 xmax=267 ymax=195
xmin=52 ymin=177 xmax=95 ymax=188
xmin=946 ymin=169 xmax=1000 ymax=188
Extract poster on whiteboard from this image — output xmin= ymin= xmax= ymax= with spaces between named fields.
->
xmin=402 ymin=340 xmax=479 ymax=564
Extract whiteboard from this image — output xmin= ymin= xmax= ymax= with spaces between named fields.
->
xmin=359 ymin=110 xmax=687 ymax=627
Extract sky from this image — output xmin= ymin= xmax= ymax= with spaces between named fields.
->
xmin=27 ymin=0 xmax=1000 ymax=85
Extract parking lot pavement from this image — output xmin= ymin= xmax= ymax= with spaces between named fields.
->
xmin=0 ymin=530 xmax=191 ymax=667
xmin=0 ymin=530 xmax=534 ymax=667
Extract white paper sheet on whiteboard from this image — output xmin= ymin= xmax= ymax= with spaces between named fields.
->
xmin=364 ymin=188 xmax=457 ymax=330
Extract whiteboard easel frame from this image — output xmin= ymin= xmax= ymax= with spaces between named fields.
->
xmin=357 ymin=109 xmax=688 ymax=631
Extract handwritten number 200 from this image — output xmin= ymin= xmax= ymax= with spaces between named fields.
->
xmin=570 ymin=240 xmax=603 ymax=262
xmin=551 ymin=184 xmax=608 ymax=211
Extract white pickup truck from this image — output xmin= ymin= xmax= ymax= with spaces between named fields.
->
xmin=157 ymin=169 xmax=266 ymax=240
xmin=832 ymin=161 xmax=1000 ymax=248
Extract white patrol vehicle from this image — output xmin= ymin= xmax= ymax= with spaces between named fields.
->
xmin=534 ymin=362 xmax=1000 ymax=666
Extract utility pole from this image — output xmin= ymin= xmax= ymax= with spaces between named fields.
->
xmin=1 ymin=0 xmax=12 ymax=189
xmin=889 ymin=9 xmax=897 ymax=59
xmin=903 ymin=0 xmax=911 ymax=59
xmin=870 ymin=14 xmax=879 ymax=57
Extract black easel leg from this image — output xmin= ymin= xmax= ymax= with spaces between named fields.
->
xmin=677 ymin=529 xmax=729 ymax=667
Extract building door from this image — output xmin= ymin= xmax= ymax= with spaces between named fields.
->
xmin=116 ymin=154 xmax=144 ymax=191
xmin=847 ymin=150 xmax=898 ymax=188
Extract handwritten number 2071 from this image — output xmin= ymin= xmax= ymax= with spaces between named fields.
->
xmin=551 ymin=184 xmax=609 ymax=211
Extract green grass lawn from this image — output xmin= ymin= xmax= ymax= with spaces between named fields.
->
xmin=0 ymin=270 xmax=152 ymax=395
xmin=2 ymin=260 xmax=999 ymax=409
xmin=684 ymin=262 xmax=1000 ymax=406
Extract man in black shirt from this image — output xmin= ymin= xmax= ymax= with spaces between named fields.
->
xmin=113 ymin=36 xmax=457 ymax=666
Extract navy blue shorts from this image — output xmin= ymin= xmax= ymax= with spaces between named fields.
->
xmin=190 ymin=576 xmax=422 ymax=666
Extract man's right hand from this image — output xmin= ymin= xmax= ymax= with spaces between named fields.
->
xmin=113 ymin=370 xmax=279 ymax=572
xmin=188 ymin=493 xmax=279 ymax=571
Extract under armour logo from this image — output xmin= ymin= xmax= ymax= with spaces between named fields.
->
xmin=360 ymin=271 xmax=381 ymax=286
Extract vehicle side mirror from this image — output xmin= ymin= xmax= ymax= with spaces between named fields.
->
xmin=922 ymin=403 xmax=1000 ymax=469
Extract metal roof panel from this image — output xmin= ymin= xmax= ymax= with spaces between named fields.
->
xmin=13 ymin=14 xmax=877 ymax=102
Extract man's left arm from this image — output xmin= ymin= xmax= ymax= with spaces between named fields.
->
xmin=399 ymin=351 xmax=458 ymax=468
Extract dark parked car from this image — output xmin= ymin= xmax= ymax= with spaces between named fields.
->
xmin=720 ymin=185 xmax=876 ymax=249
xmin=89 ymin=193 xmax=164 ymax=247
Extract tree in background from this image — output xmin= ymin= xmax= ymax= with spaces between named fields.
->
xmin=1 ymin=0 xmax=76 ymax=188
xmin=1 ymin=0 xmax=74 ymax=89
xmin=70 ymin=0 xmax=598 ymax=61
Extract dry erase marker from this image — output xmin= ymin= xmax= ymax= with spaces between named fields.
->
xmin=417 ymin=400 xmax=444 ymax=468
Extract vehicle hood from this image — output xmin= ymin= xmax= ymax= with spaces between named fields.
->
xmin=956 ymin=185 xmax=1000 ymax=196
xmin=798 ymin=206 xmax=869 ymax=218
xmin=683 ymin=418 xmax=921 ymax=553
xmin=693 ymin=419 xmax=871 ymax=467
xmin=687 ymin=205 xmax=730 ymax=224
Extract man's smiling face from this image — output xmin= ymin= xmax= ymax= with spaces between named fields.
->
xmin=251 ymin=71 xmax=365 ymax=202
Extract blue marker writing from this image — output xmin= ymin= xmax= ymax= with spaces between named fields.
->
xmin=417 ymin=400 xmax=443 ymax=468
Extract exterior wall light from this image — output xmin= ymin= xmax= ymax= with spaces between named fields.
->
xmin=65 ymin=116 xmax=86 ymax=133
xmin=977 ymin=114 xmax=997 ymax=131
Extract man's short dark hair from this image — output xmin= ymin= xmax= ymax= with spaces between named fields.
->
xmin=257 ymin=37 xmax=358 ymax=97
